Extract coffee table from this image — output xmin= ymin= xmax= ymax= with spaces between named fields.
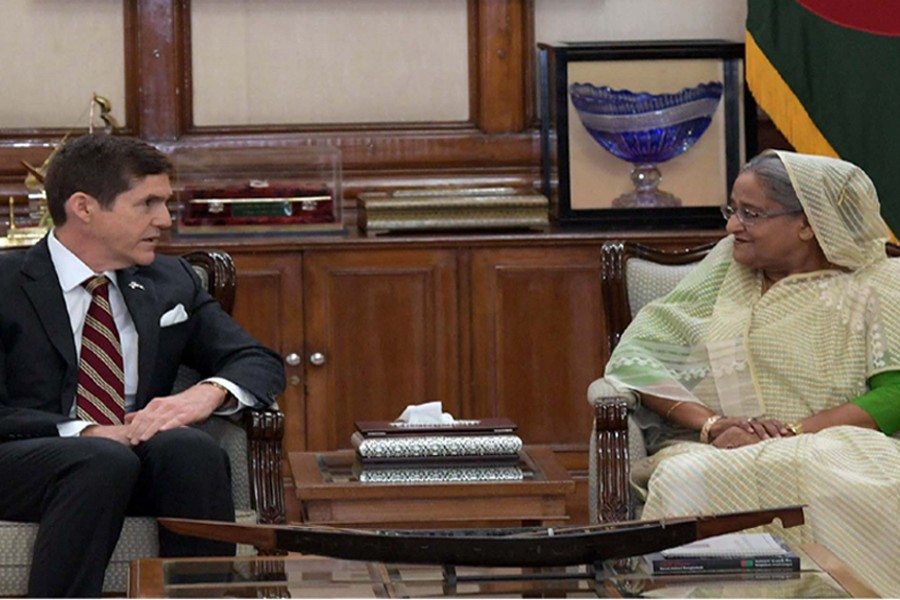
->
xmin=129 ymin=544 xmax=877 ymax=598
xmin=289 ymin=444 xmax=574 ymax=527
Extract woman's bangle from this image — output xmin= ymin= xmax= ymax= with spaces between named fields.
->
xmin=699 ymin=415 xmax=723 ymax=444
xmin=664 ymin=400 xmax=687 ymax=421
xmin=785 ymin=422 xmax=805 ymax=436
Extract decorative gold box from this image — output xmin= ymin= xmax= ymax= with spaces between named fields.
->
xmin=357 ymin=187 xmax=549 ymax=233
xmin=170 ymin=146 xmax=345 ymax=236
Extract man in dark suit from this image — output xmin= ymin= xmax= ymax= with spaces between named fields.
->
xmin=0 ymin=134 xmax=286 ymax=597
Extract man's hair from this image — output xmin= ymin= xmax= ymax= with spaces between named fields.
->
xmin=44 ymin=134 xmax=173 ymax=225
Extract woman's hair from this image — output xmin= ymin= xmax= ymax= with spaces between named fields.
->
xmin=43 ymin=134 xmax=173 ymax=225
xmin=740 ymin=152 xmax=802 ymax=212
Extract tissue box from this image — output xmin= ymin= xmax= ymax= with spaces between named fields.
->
xmin=352 ymin=417 xmax=522 ymax=466
xmin=354 ymin=417 xmax=517 ymax=437
xmin=351 ymin=432 xmax=523 ymax=465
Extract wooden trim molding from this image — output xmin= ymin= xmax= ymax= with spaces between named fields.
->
xmin=471 ymin=0 xmax=534 ymax=133
xmin=0 ymin=0 xmax=542 ymax=200
xmin=131 ymin=0 xmax=190 ymax=141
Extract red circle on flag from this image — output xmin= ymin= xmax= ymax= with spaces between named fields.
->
xmin=796 ymin=0 xmax=900 ymax=36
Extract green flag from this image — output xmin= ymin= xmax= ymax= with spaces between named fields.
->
xmin=746 ymin=0 xmax=900 ymax=237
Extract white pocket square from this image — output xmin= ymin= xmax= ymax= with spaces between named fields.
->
xmin=159 ymin=304 xmax=189 ymax=327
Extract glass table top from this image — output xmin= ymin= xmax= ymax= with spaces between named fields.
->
xmin=135 ymin=548 xmax=855 ymax=598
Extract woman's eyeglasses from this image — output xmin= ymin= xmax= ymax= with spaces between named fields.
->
xmin=721 ymin=204 xmax=803 ymax=227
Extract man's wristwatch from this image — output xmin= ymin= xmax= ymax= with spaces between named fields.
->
xmin=202 ymin=381 xmax=237 ymax=410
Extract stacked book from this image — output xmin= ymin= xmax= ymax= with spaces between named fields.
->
xmin=642 ymin=533 xmax=801 ymax=576
xmin=351 ymin=418 xmax=524 ymax=483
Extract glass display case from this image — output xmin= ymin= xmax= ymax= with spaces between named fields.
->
xmin=170 ymin=145 xmax=344 ymax=236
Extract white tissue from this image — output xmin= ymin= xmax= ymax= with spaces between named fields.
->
xmin=396 ymin=401 xmax=454 ymax=424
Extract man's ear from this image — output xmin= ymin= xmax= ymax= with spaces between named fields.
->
xmin=66 ymin=192 xmax=96 ymax=223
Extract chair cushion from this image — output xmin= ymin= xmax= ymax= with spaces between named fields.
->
xmin=193 ymin=416 xmax=252 ymax=511
xmin=0 ymin=517 xmax=157 ymax=595
xmin=0 ymin=509 xmax=257 ymax=595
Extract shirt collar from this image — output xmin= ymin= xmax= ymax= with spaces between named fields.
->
xmin=47 ymin=229 xmax=119 ymax=292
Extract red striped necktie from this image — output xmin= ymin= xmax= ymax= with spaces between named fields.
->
xmin=75 ymin=275 xmax=125 ymax=425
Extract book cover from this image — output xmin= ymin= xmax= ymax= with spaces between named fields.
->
xmin=643 ymin=534 xmax=800 ymax=574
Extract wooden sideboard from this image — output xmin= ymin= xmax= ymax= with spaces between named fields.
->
xmin=158 ymin=225 xmax=725 ymax=522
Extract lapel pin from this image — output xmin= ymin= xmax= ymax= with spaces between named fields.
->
xmin=128 ymin=281 xmax=145 ymax=290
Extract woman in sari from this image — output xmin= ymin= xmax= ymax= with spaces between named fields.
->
xmin=600 ymin=149 xmax=900 ymax=596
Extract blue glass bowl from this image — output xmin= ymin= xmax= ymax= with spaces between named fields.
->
xmin=569 ymin=82 xmax=724 ymax=164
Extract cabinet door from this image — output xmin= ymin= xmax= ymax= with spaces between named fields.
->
xmin=469 ymin=246 xmax=604 ymax=446
xmin=231 ymin=253 xmax=306 ymax=457
xmin=304 ymin=249 xmax=459 ymax=450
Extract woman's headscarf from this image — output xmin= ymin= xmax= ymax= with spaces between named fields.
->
xmin=769 ymin=150 xmax=890 ymax=269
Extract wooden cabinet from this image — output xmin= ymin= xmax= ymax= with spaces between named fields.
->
xmin=302 ymin=248 xmax=461 ymax=451
xmin=218 ymin=238 xmax=611 ymax=455
xmin=295 ymin=244 xmax=606 ymax=452
xmin=468 ymin=246 xmax=604 ymax=446
xmin=230 ymin=253 xmax=306 ymax=457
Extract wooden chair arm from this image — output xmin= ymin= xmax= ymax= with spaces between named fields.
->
xmin=588 ymin=378 xmax=639 ymax=523
xmin=242 ymin=408 xmax=286 ymax=526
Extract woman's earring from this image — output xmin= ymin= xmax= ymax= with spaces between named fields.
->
xmin=799 ymin=229 xmax=814 ymax=241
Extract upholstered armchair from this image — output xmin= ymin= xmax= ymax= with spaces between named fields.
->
xmin=588 ymin=241 xmax=713 ymax=524
xmin=0 ymin=250 xmax=286 ymax=595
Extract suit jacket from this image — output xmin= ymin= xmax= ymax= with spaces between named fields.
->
xmin=0 ymin=237 xmax=286 ymax=441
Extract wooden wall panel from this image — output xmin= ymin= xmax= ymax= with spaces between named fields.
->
xmin=0 ymin=0 xmax=542 ymax=207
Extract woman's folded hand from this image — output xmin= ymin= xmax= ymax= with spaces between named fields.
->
xmin=746 ymin=417 xmax=786 ymax=439
xmin=710 ymin=426 xmax=761 ymax=449
xmin=708 ymin=416 xmax=756 ymax=441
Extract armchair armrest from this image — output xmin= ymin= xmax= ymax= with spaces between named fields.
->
xmin=243 ymin=408 xmax=286 ymax=525
xmin=587 ymin=378 xmax=639 ymax=523
xmin=194 ymin=408 xmax=286 ymax=527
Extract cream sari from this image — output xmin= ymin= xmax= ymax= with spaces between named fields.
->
xmin=603 ymin=151 xmax=900 ymax=597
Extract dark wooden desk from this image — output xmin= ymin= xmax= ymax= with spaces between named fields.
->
xmin=289 ymin=445 xmax=575 ymax=528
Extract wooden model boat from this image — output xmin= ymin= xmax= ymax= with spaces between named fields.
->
xmin=160 ymin=505 xmax=804 ymax=568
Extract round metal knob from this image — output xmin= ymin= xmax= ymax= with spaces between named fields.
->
xmin=309 ymin=352 xmax=327 ymax=366
xmin=284 ymin=353 xmax=301 ymax=366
